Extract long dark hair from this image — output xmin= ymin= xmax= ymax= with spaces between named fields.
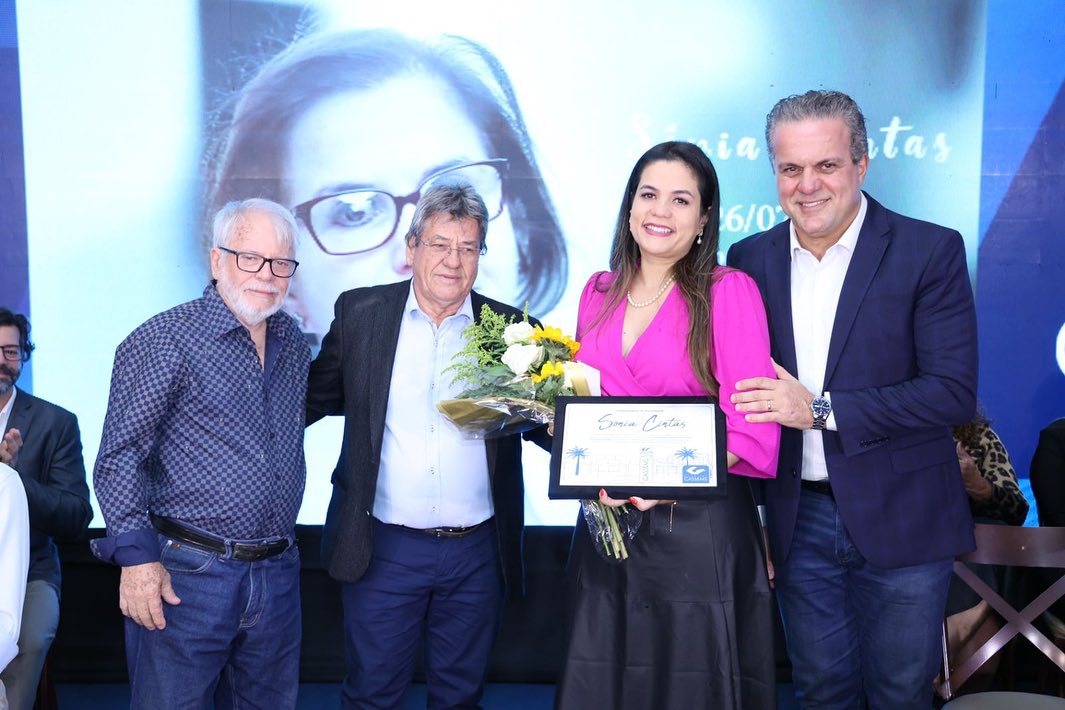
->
xmin=204 ymin=28 xmax=567 ymax=314
xmin=590 ymin=141 xmax=722 ymax=395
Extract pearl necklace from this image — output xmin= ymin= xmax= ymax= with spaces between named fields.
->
xmin=627 ymin=275 xmax=675 ymax=308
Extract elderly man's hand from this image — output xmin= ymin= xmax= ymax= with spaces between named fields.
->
xmin=0 ymin=427 xmax=22 ymax=467
xmin=732 ymin=361 xmax=816 ymax=430
xmin=119 ymin=562 xmax=182 ymax=630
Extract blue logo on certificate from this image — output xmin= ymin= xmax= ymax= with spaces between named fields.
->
xmin=682 ymin=465 xmax=710 ymax=484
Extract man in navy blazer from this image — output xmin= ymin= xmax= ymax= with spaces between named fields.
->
xmin=728 ymin=90 xmax=977 ymax=709
xmin=306 ymin=182 xmax=546 ymax=709
xmin=0 ymin=309 xmax=92 ymax=710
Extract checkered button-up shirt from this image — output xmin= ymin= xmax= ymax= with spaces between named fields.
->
xmin=91 ymin=285 xmax=310 ymax=566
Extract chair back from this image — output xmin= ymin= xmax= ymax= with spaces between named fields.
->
xmin=938 ymin=524 xmax=1065 ymax=701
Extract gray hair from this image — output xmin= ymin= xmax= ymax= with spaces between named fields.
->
xmin=405 ymin=182 xmax=489 ymax=248
xmin=765 ymin=90 xmax=868 ymax=165
xmin=212 ymin=198 xmax=299 ymax=254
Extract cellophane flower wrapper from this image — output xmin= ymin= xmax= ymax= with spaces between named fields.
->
xmin=436 ymin=396 xmax=555 ymax=439
xmin=581 ymin=498 xmax=643 ymax=563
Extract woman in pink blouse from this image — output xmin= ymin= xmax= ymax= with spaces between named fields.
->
xmin=555 ymin=142 xmax=781 ymax=709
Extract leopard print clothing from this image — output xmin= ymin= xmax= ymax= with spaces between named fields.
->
xmin=960 ymin=424 xmax=1029 ymax=525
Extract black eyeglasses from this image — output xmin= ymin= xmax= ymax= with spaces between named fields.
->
xmin=0 ymin=346 xmax=23 ymax=362
xmin=218 ymin=247 xmax=299 ymax=278
xmin=293 ymin=159 xmax=508 ymax=256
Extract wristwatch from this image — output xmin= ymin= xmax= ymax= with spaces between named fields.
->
xmin=810 ymin=395 xmax=831 ymax=430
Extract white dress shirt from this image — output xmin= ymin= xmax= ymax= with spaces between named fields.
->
xmin=790 ymin=194 xmax=868 ymax=482
xmin=373 ymin=284 xmax=493 ymax=529
xmin=0 ymin=462 xmax=29 ymax=673
xmin=0 ymin=387 xmax=16 ymax=436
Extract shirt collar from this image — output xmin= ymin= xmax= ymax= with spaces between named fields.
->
xmin=404 ymin=281 xmax=474 ymax=325
xmin=789 ymin=192 xmax=868 ymax=260
xmin=0 ymin=386 xmax=17 ymax=423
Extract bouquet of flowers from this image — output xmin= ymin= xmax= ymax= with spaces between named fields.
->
xmin=438 ymin=305 xmax=639 ymax=562
xmin=437 ymin=305 xmax=596 ymax=438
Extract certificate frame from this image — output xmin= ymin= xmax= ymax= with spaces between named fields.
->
xmin=548 ymin=396 xmax=728 ymax=500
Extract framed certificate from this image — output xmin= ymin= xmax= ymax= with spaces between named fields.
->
xmin=548 ymin=396 xmax=727 ymax=500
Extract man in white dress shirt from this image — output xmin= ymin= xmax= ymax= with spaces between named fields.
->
xmin=306 ymin=182 xmax=547 ymax=709
xmin=728 ymin=90 xmax=977 ymax=708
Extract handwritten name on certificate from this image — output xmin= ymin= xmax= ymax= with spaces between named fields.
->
xmin=549 ymin=397 xmax=726 ymax=499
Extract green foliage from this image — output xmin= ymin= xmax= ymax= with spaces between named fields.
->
xmin=445 ymin=305 xmax=519 ymax=388
xmin=540 ymin=338 xmax=574 ymax=364
xmin=534 ymin=370 xmax=569 ymax=407
xmin=444 ymin=304 xmax=578 ymax=408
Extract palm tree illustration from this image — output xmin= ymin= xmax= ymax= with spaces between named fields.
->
xmin=567 ymin=447 xmax=588 ymax=477
xmin=675 ymin=447 xmax=698 ymax=467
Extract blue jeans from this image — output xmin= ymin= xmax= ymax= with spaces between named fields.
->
xmin=776 ymin=490 xmax=952 ymax=709
xmin=340 ymin=519 xmax=503 ymax=710
xmin=125 ymin=533 xmax=301 ymax=710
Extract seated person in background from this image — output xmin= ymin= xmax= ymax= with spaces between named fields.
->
xmin=1031 ymin=417 xmax=1065 ymax=526
xmin=953 ymin=409 xmax=1028 ymax=526
xmin=1030 ymin=418 xmax=1065 ymax=632
xmin=0 ymin=308 xmax=93 ymax=710
xmin=944 ymin=408 xmax=1028 ymax=676
xmin=0 ymin=462 xmax=30 ymax=710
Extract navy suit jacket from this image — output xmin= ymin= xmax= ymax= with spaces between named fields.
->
xmin=306 ymin=280 xmax=544 ymax=595
xmin=727 ymin=193 xmax=977 ymax=568
xmin=7 ymin=390 xmax=92 ymax=589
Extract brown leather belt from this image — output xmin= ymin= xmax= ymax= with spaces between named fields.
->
xmin=800 ymin=479 xmax=834 ymax=500
xmin=151 ymin=513 xmax=291 ymax=562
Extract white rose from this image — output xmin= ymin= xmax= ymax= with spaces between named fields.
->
xmin=503 ymin=321 xmax=536 ymax=345
xmin=501 ymin=343 xmax=543 ymax=376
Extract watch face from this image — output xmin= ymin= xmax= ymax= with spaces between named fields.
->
xmin=812 ymin=397 xmax=831 ymax=418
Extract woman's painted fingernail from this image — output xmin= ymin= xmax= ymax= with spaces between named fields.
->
xmin=629 ymin=497 xmax=639 ymax=505
xmin=599 ymin=488 xmax=606 ymax=498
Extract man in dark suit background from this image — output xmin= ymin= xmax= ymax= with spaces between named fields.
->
xmin=728 ymin=90 xmax=977 ymax=709
xmin=0 ymin=308 xmax=92 ymax=710
xmin=306 ymin=182 xmax=546 ymax=709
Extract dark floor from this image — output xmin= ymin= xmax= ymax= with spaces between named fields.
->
xmin=55 ymin=682 xmax=802 ymax=708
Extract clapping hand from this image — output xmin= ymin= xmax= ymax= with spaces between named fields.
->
xmin=0 ymin=427 xmax=22 ymax=467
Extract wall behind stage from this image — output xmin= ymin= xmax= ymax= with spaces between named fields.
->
xmin=1 ymin=0 xmax=1060 ymax=526
xmin=977 ymin=2 xmax=1065 ymax=518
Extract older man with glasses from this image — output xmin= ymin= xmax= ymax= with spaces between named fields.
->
xmin=92 ymin=198 xmax=310 ymax=708
xmin=306 ymin=181 xmax=549 ymax=709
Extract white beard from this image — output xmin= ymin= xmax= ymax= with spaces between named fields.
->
xmin=217 ymin=278 xmax=282 ymax=327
